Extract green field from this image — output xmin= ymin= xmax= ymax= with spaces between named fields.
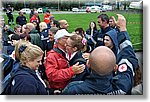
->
xmin=3 ymin=11 xmax=143 ymax=50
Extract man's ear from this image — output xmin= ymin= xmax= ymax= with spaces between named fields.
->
xmin=73 ymin=47 xmax=77 ymax=52
xmin=114 ymin=64 xmax=118 ymax=72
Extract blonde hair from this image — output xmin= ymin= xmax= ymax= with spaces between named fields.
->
xmin=39 ymin=22 xmax=47 ymax=32
xmin=15 ymin=40 xmax=44 ymax=65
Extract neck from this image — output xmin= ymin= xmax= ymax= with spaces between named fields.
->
xmin=57 ymin=45 xmax=66 ymax=52
xmin=103 ymin=24 xmax=109 ymax=29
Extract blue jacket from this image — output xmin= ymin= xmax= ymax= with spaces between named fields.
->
xmin=117 ymin=31 xmax=138 ymax=71
xmin=104 ymin=29 xmax=118 ymax=57
xmin=88 ymin=26 xmax=113 ymax=50
xmin=69 ymin=52 xmax=90 ymax=81
xmin=10 ymin=65 xmax=48 ymax=95
xmin=62 ymin=31 xmax=138 ymax=95
xmin=40 ymin=28 xmax=50 ymax=51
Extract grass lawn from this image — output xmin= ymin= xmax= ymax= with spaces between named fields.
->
xmin=2 ymin=11 xmax=143 ymax=50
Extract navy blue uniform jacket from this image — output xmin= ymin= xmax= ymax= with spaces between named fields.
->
xmin=10 ymin=65 xmax=48 ymax=95
xmin=69 ymin=52 xmax=90 ymax=81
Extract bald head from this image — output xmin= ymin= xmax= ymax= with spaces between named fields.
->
xmin=59 ymin=20 xmax=69 ymax=30
xmin=89 ymin=46 xmax=116 ymax=76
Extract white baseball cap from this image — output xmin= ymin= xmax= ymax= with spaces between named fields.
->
xmin=54 ymin=29 xmax=72 ymax=41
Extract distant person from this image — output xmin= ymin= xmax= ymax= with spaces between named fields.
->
xmin=59 ymin=20 xmax=69 ymax=30
xmin=6 ymin=5 xmax=14 ymax=25
xmin=25 ymin=23 xmax=42 ymax=48
xmin=47 ymin=27 xmax=59 ymax=51
xmin=39 ymin=22 xmax=49 ymax=52
xmin=85 ymin=21 xmax=98 ymax=52
xmin=16 ymin=11 xmax=27 ymax=26
xmin=7 ymin=34 xmax=20 ymax=58
xmin=50 ymin=19 xmax=59 ymax=28
xmin=109 ymin=16 xmax=119 ymax=32
xmin=44 ymin=10 xmax=53 ymax=27
xmin=30 ymin=8 xmax=37 ymax=18
xmin=30 ymin=11 xmax=40 ymax=24
xmin=32 ymin=20 xmax=40 ymax=33
xmin=85 ymin=21 xmax=98 ymax=40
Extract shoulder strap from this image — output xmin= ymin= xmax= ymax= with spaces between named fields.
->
xmin=1 ymin=71 xmax=29 ymax=95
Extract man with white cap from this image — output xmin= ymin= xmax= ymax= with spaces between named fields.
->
xmin=44 ymin=29 xmax=85 ymax=92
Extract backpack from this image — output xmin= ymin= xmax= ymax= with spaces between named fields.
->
xmin=0 ymin=53 xmax=14 ymax=79
xmin=1 ymin=71 xmax=29 ymax=95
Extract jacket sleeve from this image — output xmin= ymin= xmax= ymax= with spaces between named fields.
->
xmin=44 ymin=54 xmax=74 ymax=82
xmin=115 ymin=31 xmax=138 ymax=94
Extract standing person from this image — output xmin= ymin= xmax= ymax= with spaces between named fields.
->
xmin=14 ymin=25 xmax=22 ymax=36
xmin=25 ymin=23 xmax=42 ymax=48
xmin=47 ymin=27 xmax=59 ymax=51
xmin=103 ymin=29 xmax=118 ymax=57
xmin=62 ymin=14 xmax=138 ymax=95
xmin=39 ymin=22 xmax=49 ymax=51
xmin=6 ymin=5 xmax=14 ymax=25
xmin=85 ymin=21 xmax=98 ymax=41
xmin=32 ymin=20 xmax=40 ymax=33
xmin=7 ymin=34 xmax=20 ymax=58
xmin=66 ymin=34 xmax=90 ymax=81
xmin=44 ymin=29 xmax=85 ymax=91
xmin=44 ymin=10 xmax=53 ymax=28
xmin=4 ymin=41 xmax=48 ymax=95
xmin=85 ymin=21 xmax=98 ymax=52
xmin=58 ymin=20 xmax=69 ymax=30
xmin=74 ymin=28 xmax=90 ymax=53
xmin=89 ymin=14 xmax=113 ymax=49
xmin=50 ymin=20 xmax=59 ymax=28
xmin=16 ymin=11 xmax=27 ymax=26
xmin=30 ymin=8 xmax=37 ymax=19
xmin=30 ymin=11 xmax=40 ymax=24
xmin=109 ymin=16 xmax=119 ymax=32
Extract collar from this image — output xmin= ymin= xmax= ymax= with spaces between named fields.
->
xmin=66 ymin=51 xmax=78 ymax=60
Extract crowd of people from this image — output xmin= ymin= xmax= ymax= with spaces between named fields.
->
xmin=0 ymin=8 xmax=143 ymax=95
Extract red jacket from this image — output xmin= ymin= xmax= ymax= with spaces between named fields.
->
xmin=30 ymin=15 xmax=39 ymax=23
xmin=44 ymin=14 xmax=53 ymax=24
xmin=44 ymin=49 xmax=74 ymax=89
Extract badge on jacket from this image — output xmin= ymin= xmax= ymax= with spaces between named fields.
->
xmin=118 ymin=64 xmax=127 ymax=72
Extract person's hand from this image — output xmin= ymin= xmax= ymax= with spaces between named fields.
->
xmin=116 ymin=14 xmax=127 ymax=32
xmin=72 ymin=62 xmax=85 ymax=74
xmin=82 ymin=53 xmax=90 ymax=60
xmin=90 ymin=22 xmax=95 ymax=29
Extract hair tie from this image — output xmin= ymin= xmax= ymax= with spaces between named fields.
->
xmin=19 ymin=45 xmax=27 ymax=53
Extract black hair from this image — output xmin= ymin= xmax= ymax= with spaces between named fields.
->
xmin=97 ymin=14 xmax=109 ymax=24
